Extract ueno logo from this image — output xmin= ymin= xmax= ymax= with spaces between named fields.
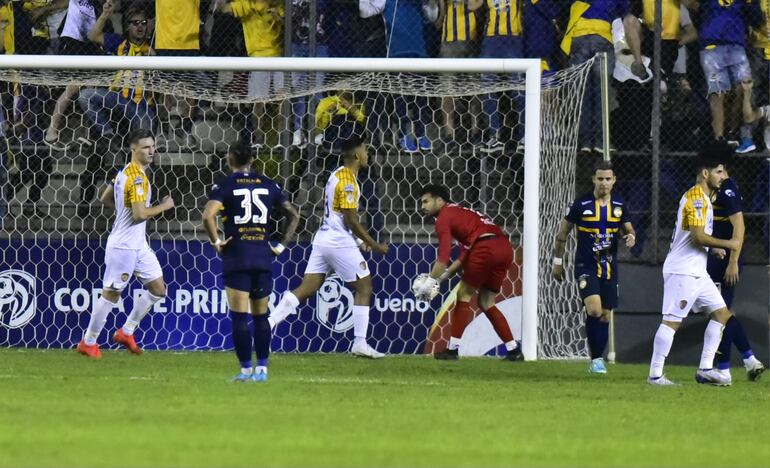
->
xmin=0 ymin=270 xmax=36 ymax=329
xmin=316 ymin=275 xmax=355 ymax=332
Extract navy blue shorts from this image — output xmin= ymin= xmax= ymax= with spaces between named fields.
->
xmin=223 ymin=269 xmax=272 ymax=299
xmin=707 ymin=257 xmax=741 ymax=308
xmin=576 ymin=271 xmax=618 ymax=310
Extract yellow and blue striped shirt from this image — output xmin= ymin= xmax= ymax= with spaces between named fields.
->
xmin=443 ymin=0 xmax=477 ymax=42
xmin=485 ymin=0 xmax=522 ymax=37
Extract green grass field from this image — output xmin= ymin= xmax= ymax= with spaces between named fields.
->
xmin=1 ymin=348 xmax=769 ymax=468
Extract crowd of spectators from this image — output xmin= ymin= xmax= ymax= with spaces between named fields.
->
xmin=0 ymin=0 xmax=767 ymax=225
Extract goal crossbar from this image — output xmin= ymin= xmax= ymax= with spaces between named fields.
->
xmin=0 ymin=55 xmax=542 ymax=360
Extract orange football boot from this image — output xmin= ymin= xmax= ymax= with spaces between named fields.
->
xmin=76 ymin=340 xmax=102 ymax=359
xmin=112 ymin=328 xmax=143 ymax=355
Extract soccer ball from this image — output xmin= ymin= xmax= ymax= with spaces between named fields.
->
xmin=412 ymin=274 xmax=440 ymax=301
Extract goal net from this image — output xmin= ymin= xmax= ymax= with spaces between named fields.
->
xmin=0 ymin=56 xmax=593 ymax=359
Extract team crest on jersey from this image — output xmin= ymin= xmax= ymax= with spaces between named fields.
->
xmin=315 ymin=275 xmax=355 ymax=333
xmin=578 ymin=275 xmax=588 ymax=290
xmin=0 ymin=270 xmax=36 ymax=329
xmin=133 ymin=176 xmax=143 ymax=186
xmin=360 ymin=261 xmax=367 ymax=270
xmin=724 ymin=189 xmax=735 ymax=197
xmin=679 ymin=300 xmax=688 ymax=310
xmin=613 ymin=207 xmax=622 ymax=218
xmin=121 ymin=273 xmax=130 ymax=282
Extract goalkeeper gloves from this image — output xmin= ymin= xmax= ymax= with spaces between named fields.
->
xmin=412 ymin=274 xmax=440 ymax=301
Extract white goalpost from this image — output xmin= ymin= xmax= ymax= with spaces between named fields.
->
xmin=0 ymin=55 xmax=593 ymax=360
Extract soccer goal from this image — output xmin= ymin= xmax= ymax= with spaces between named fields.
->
xmin=0 ymin=55 xmax=593 ymax=360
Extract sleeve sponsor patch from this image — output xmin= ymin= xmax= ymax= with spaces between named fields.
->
xmin=344 ymin=184 xmax=355 ymax=204
xmin=693 ymin=199 xmax=703 ymax=219
xmin=133 ymin=176 xmax=144 ymax=186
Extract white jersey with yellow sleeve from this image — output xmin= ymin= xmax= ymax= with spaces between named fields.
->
xmin=662 ymin=185 xmax=713 ymax=277
xmin=312 ymin=166 xmax=360 ymax=248
xmin=106 ymin=162 xmax=152 ymax=250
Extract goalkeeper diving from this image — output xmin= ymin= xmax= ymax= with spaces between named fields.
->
xmin=414 ymin=185 xmax=523 ymax=361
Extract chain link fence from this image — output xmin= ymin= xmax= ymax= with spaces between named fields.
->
xmin=0 ymin=0 xmax=767 ymax=264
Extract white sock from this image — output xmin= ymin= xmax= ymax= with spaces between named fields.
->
xmin=353 ymin=305 xmax=369 ymax=343
xmin=649 ymin=323 xmax=676 ymax=378
xmin=83 ymin=297 xmax=115 ymax=345
xmin=448 ymin=336 xmax=462 ymax=350
xmin=505 ymin=340 xmax=518 ymax=351
xmin=122 ymin=291 xmax=163 ymax=336
xmin=271 ymin=291 xmax=300 ymax=326
xmin=240 ymin=367 xmax=253 ymax=375
xmin=255 ymin=365 xmax=268 ymax=375
xmin=699 ymin=320 xmax=725 ymax=370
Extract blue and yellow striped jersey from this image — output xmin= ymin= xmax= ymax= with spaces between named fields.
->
xmin=566 ymin=193 xmax=630 ymax=279
xmin=484 ymin=0 xmax=522 ymax=37
xmin=443 ymin=0 xmax=477 ymax=42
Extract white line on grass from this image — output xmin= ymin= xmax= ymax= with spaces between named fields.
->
xmin=289 ymin=376 xmax=442 ymax=386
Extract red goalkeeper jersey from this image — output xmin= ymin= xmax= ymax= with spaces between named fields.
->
xmin=434 ymin=203 xmax=505 ymax=264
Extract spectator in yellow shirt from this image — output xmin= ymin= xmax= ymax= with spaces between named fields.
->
xmin=154 ymin=0 xmax=207 ymax=150
xmin=217 ymin=0 xmax=286 ymax=150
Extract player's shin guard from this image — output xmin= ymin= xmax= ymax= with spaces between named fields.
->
xmin=449 ymin=301 xmax=473 ymax=350
xmin=230 ymin=311 xmax=253 ymax=371
xmin=649 ymin=323 xmax=675 ymax=378
xmin=724 ymin=315 xmax=755 ymax=360
xmin=84 ymin=296 xmax=114 ymax=345
xmin=715 ymin=316 xmax=736 ymax=370
xmin=270 ymin=291 xmax=299 ymax=328
xmin=700 ymin=320 xmax=725 ymax=370
xmin=483 ymin=305 xmax=514 ymax=345
xmin=122 ymin=291 xmax=163 ymax=335
xmin=352 ymin=305 xmax=370 ymax=345
xmin=585 ymin=316 xmax=608 ymax=359
xmin=253 ymin=313 xmax=271 ymax=366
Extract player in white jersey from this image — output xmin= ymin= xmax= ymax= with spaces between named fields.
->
xmin=269 ymin=130 xmax=389 ymax=358
xmin=648 ymin=142 xmax=740 ymax=386
xmin=77 ymin=129 xmax=175 ymax=359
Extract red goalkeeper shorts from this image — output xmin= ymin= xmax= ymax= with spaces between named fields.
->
xmin=461 ymin=236 xmax=513 ymax=292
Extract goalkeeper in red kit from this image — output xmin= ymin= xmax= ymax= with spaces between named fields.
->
xmin=415 ymin=185 xmax=523 ymax=361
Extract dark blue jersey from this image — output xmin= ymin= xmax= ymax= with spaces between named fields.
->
xmin=523 ymin=0 xmax=566 ymax=62
xmin=712 ymin=177 xmax=743 ymax=241
xmin=208 ymin=172 xmax=287 ymax=274
xmin=565 ymin=193 xmax=630 ymax=279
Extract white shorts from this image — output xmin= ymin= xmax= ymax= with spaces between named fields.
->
xmin=661 ymin=273 xmax=726 ymax=322
xmin=102 ymin=246 xmax=163 ymax=292
xmin=248 ymin=71 xmax=285 ymax=99
xmin=305 ymin=244 xmax=370 ymax=283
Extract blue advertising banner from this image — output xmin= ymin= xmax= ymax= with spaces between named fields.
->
xmin=0 ymin=239 xmax=442 ymax=354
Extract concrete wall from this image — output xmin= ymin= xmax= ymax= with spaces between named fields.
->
xmin=614 ymin=264 xmax=769 ymax=365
